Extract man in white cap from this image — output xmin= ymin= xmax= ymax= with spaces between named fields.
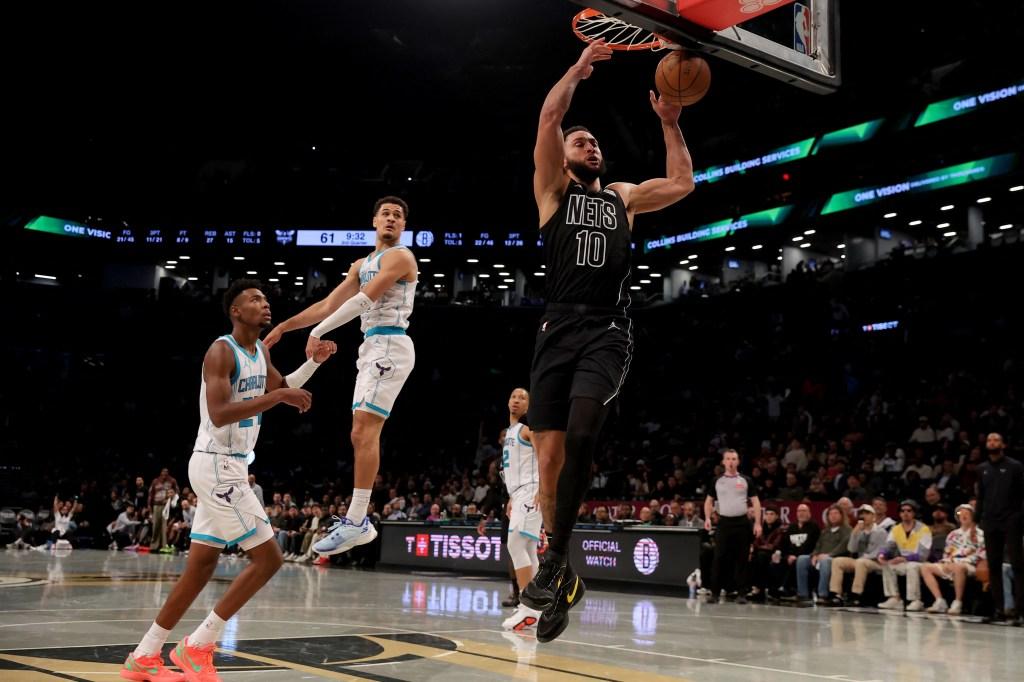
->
xmin=828 ymin=504 xmax=888 ymax=606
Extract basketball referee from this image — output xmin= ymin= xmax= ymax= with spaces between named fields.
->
xmin=704 ymin=449 xmax=762 ymax=604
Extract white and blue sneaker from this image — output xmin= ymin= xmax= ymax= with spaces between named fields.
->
xmin=313 ymin=516 xmax=378 ymax=556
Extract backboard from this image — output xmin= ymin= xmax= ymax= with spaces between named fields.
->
xmin=569 ymin=0 xmax=840 ymax=93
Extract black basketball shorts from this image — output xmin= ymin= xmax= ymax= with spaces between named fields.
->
xmin=528 ymin=306 xmax=632 ymax=431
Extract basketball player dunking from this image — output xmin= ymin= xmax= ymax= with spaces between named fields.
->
xmin=500 ymin=387 xmax=544 ymax=632
xmin=518 ymin=39 xmax=694 ymax=643
xmin=264 ymin=196 xmax=417 ymax=556
xmin=122 ymin=280 xmax=336 ymax=682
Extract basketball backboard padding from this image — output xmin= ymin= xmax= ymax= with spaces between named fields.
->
xmin=570 ymin=0 xmax=841 ymax=94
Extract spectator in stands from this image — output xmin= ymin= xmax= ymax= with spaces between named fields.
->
xmin=108 ymin=503 xmax=141 ymax=550
xmin=936 ymin=415 xmax=957 ymax=443
xmin=130 ymin=476 xmax=148 ymax=514
xmin=928 ymin=504 xmax=955 ymax=558
xmin=873 ymin=496 xmax=895 ymax=532
xmin=781 ymin=503 xmax=820 ymax=597
xmin=921 ymin=504 xmax=985 ymax=614
xmin=638 ymin=507 xmax=655 ymax=525
xmin=679 ymin=501 xmax=702 ymax=529
xmin=923 ymin=485 xmax=943 ymax=516
xmin=248 ymin=474 xmax=265 ymax=507
xmin=617 ymin=503 xmax=635 ymax=521
xmin=593 ymin=505 xmax=611 ymax=524
xmin=795 ymin=504 xmax=850 ymax=604
xmin=904 ymin=448 xmax=934 ymax=482
xmin=779 ymin=472 xmax=805 ymax=501
xmin=844 ymin=475 xmax=867 ymax=501
xmin=282 ymin=505 xmax=305 ymax=559
xmin=426 ymin=504 xmax=442 ymax=522
xmin=934 ymin=459 xmax=961 ymax=500
xmin=910 ymin=416 xmax=937 ymax=445
xmin=383 ymin=503 xmax=407 ymax=521
xmin=877 ymin=443 xmax=906 ymax=474
xmin=748 ymin=504 xmax=785 ymax=601
xmin=829 ymin=504 xmax=887 ymax=606
xmin=161 ymin=491 xmax=185 ymax=553
xmin=878 ymin=500 xmax=932 ymax=611
xmin=783 ymin=439 xmax=808 ymax=472
xmin=806 ymin=477 xmax=831 ymax=501
xmin=48 ymin=496 xmax=74 ymax=548
xmin=147 ymin=467 xmax=178 ymax=550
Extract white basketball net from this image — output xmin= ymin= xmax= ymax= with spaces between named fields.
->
xmin=572 ymin=10 xmax=678 ymax=51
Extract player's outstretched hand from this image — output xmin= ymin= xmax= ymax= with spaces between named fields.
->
xmin=576 ymin=39 xmax=612 ymax=79
xmin=310 ymin=339 xmax=337 ymax=363
xmin=304 ymin=334 xmax=323 ymax=360
xmin=649 ymin=90 xmax=682 ymax=123
xmin=278 ymin=388 xmax=313 ymax=413
xmin=263 ymin=325 xmax=286 ymax=349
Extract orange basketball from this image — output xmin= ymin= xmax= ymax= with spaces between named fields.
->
xmin=655 ymin=50 xmax=711 ymax=106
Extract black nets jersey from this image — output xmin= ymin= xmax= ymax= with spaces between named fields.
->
xmin=541 ymin=181 xmax=632 ymax=308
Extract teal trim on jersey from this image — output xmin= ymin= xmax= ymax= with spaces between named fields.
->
xmin=516 ymin=433 xmax=532 ymax=448
xmin=365 ymin=326 xmax=406 ymax=338
xmin=225 ymin=334 xmax=259 ymax=363
xmin=220 ymin=337 xmax=241 ymax=387
xmin=364 ymin=402 xmax=391 ymax=417
xmin=190 ymin=527 xmax=257 ymax=547
xmin=518 ymin=529 xmax=542 ymax=542
xmin=197 ymin=451 xmax=248 ymax=458
xmin=352 ymin=401 xmax=363 ymax=411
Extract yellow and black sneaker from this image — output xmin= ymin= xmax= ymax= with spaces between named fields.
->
xmin=520 ymin=554 xmax=563 ymax=611
xmin=536 ymin=563 xmax=586 ymax=643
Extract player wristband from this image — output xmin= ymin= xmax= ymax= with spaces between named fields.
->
xmin=311 ymin=292 xmax=372 ymax=338
xmin=284 ymin=358 xmax=321 ymax=388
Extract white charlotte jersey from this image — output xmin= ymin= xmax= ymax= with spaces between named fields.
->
xmin=358 ymin=246 xmax=416 ymax=333
xmin=501 ymin=423 xmax=538 ymax=496
xmin=193 ymin=335 xmax=268 ymax=456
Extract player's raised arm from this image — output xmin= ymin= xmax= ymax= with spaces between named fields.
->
xmin=534 ymin=40 xmax=613 ymax=222
xmin=305 ymin=248 xmax=417 ymax=355
xmin=610 ymin=92 xmax=694 ymax=218
xmin=264 ymin=340 xmax=338 ymax=392
xmin=263 ymin=260 xmax=363 ymax=349
xmin=203 ymin=341 xmax=311 ymax=427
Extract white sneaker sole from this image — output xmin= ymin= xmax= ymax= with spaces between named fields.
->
xmin=314 ymin=525 xmax=378 ymax=556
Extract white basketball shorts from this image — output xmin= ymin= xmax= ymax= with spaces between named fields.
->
xmin=351 ymin=333 xmax=415 ymax=419
xmin=509 ymin=486 xmax=542 ymax=542
xmin=188 ymin=451 xmax=273 ymax=551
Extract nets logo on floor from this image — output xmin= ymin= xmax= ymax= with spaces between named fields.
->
xmin=404 ymin=533 xmax=503 ymax=562
xmin=633 ymin=538 xmax=660 ymax=576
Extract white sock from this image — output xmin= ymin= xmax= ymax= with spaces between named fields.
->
xmin=189 ymin=611 xmax=226 ymax=648
xmin=133 ymin=622 xmax=171 ymax=659
xmin=346 ymin=488 xmax=371 ymax=525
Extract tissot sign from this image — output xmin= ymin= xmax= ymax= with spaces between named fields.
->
xmin=380 ymin=523 xmax=698 ymax=588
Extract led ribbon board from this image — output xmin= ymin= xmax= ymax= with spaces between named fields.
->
xmin=820 ymin=153 xmax=1018 ymax=215
xmin=915 ymin=80 xmax=1024 ymax=127
xmin=693 ymin=139 xmax=815 ymax=185
xmin=644 ymin=205 xmax=793 ymax=252
xmin=812 ymin=119 xmax=884 ymax=154
xmin=25 ymin=215 xmax=113 ymax=240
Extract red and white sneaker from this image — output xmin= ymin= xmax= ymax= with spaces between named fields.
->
xmin=168 ymin=637 xmax=221 ymax=682
xmin=502 ymin=604 xmax=542 ymax=631
xmin=120 ymin=652 xmax=185 ymax=681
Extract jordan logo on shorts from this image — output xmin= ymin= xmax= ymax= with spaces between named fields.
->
xmin=375 ymin=362 xmax=393 ymax=377
xmin=215 ymin=486 xmax=234 ymax=504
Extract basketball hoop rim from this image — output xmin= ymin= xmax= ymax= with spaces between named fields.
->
xmin=572 ymin=8 xmax=680 ymax=52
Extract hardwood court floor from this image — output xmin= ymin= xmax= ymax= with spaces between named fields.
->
xmin=1 ymin=550 xmax=1022 ymax=681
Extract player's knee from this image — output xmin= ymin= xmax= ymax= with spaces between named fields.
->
xmin=507 ymin=532 xmax=532 ymax=570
